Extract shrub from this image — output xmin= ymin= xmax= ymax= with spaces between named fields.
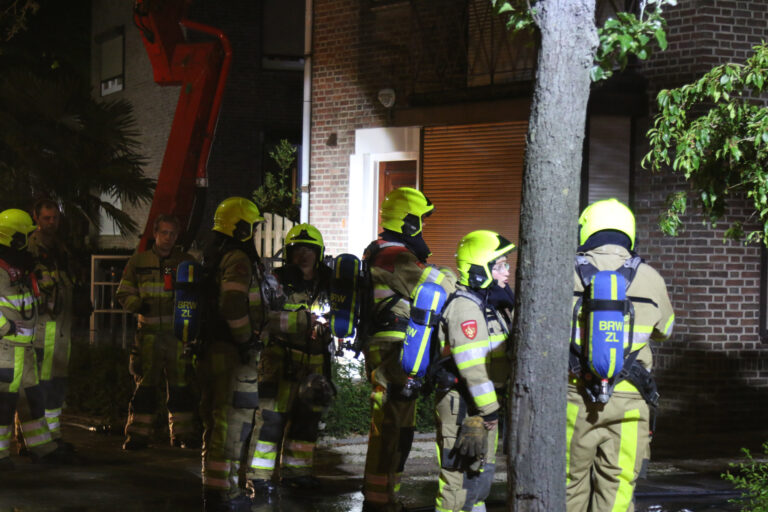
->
xmin=722 ymin=441 xmax=768 ymax=512
xmin=66 ymin=337 xmax=133 ymax=427
xmin=323 ymin=358 xmax=371 ymax=437
xmin=322 ymin=358 xmax=436 ymax=438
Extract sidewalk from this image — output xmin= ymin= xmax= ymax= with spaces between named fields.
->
xmin=0 ymin=420 xmax=757 ymax=511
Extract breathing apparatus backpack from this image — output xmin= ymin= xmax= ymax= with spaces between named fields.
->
xmin=328 ymin=242 xmax=399 ymax=356
xmin=173 ymin=260 xmax=202 ymax=345
xmin=399 ymin=281 xmax=448 ymax=397
xmin=329 ymin=253 xmax=362 ymax=341
xmin=172 ymin=237 xmax=273 ymax=353
xmin=571 ymin=255 xmax=646 ymax=404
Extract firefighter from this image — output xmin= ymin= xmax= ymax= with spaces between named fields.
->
xmin=0 ymin=209 xmax=64 ymax=468
xmin=197 ymin=197 xmax=266 ymax=512
xmin=567 ymin=198 xmax=674 ymax=512
xmin=488 ymin=249 xmax=514 ymax=324
xmin=27 ymin=199 xmax=75 ymax=451
xmin=362 ymin=187 xmax=456 ymax=512
xmin=432 ymin=230 xmax=515 ymax=512
xmin=246 ymin=223 xmax=334 ymax=496
xmin=118 ymin=214 xmax=197 ymax=450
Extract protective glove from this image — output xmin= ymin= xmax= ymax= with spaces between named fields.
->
xmin=455 ymin=415 xmax=487 ymax=472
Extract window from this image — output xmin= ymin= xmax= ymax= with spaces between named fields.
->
xmin=582 ymin=115 xmax=633 ymax=209
xmin=96 ymin=27 xmax=124 ymax=96
xmin=99 ymin=192 xmax=122 ymax=236
xmin=262 ymin=0 xmax=304 ymax=71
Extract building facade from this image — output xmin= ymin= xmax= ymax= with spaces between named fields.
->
xmin=91 ymin=0 xmax=304 ymax=249
xmin=307 ymin=0 xmax=768 ymax=436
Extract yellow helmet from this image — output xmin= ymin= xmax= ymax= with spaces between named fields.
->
xmin=578 ymin=198 xmax=635 ymax=249
xmin=0 ymin=209 xmax=36 ymax=250
xmin=456 ymin=230 xmax=516 ymax=289
xmin=380 ymin=187 xmax=434 ymax=236
xmin=213 ymin=197 xmax=264 ymax=242
xmin=284 ymin=223 xmax=325 ymax=262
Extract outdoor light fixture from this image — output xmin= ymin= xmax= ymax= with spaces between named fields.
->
xmin=377 ymin=88 xmax=396 ymax=109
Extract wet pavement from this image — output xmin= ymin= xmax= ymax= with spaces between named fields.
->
xmin=0 ymin=419 xmax=754 ymax=511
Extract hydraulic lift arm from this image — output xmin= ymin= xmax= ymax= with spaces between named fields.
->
xmin=133 ymin=0 xmax=232 ymax=250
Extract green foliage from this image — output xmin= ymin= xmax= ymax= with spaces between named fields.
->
xmin=489 ymin=0 xmax=676 ymax=82
xmin=722 ymin=442 xmax=768 ymax=512
xmin=415 ymin=389 xmax=436 ymax=433
xmin=66 ymin=338 xmax=134 ymax=426
xmin=0 ymin=72 xmax=155 ymax=237
xmin=323 ymin=359 xmax=371 ymax=437
xmin=252 ymin=139 xmax=300 ymax=221
xmin=0 ymin=2 xmax=153 ymax=243
xmin=322 ymin=358 xmax=436 ymax=438
xmin=643 ymin=43 xmax=768 ymax=245
xmin=591 ymin=0 xmax=676 ymax=81
xmin=0 ymin=0 xmax=39 ymax=42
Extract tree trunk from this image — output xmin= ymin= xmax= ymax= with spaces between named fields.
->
xmin=506 ymin=1 xmax=597 ymax=511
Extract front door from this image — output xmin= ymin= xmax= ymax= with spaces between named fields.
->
xmin=377 ymin=160 xmax=417 ymax=233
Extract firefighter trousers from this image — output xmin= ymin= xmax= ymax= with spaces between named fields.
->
xmin=33 ymin=315 xmax=71 ymax=440
xmin=198 ymin=341 xmax=260 ymax=497
xmin=247 ymin=344 xmax=324 ymax=481
xmin=566 ymin=383 xmax=649 ymax=512
xmin=124 ymin=330 xmax=196 ymax=444
xmin=363 ymin=339 xmax=416 ymax=510
xmin=0 ymin=341 xmax=56 ymax=461
xmin=434 ymin=389 xmax=497 ymax=512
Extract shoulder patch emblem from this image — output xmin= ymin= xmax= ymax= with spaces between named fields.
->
xmin=234 ymin=262 xmax=250 ymax=277
xmin=461 ymin=320 xmax=477 ymax=340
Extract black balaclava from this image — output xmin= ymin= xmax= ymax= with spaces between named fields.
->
xmin=578 ymin=230 xmax=632 ymax=253
xmin=380 ymin=229 xmax=431 ymax=263
xmin=487 ymin=282 xmax=514 ymax=311
xmin=0 ymin=245 xmax=29 ymax=271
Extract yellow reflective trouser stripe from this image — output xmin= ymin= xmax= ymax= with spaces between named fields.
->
xmin=251 ymin=440 xmax=278 ymax=469
xmin=42 ymin=321 xmax=56 ymax=381
xmin=612 ymin=408 xmax=640 ymax=512
xmin=565 ymin=402 xmax=579 ymax=485
xmin=275 ymin=377 xmax=293 ymax=413
xmin=10 ymin=345 xmax=24 ymax=393
xmin=20 ymin=418 xmax=51 ymax=447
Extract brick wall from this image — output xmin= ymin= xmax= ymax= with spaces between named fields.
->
xmin=637 ymin=0 xmax=768 ymax=434
xmin=310 ymin=0 xmax=386 ymax=255
xmin=186 ymin=2 xmax=303 ymax=236
xmin=310 ymin=0 xmax=467 ymax=255
xmin=92 ymin=0 xmax=302 ymax=248
xmin=310 ymin=0 xmax=768 ymax=435
xmin=92 ymin=0 xmax=179 ymax=250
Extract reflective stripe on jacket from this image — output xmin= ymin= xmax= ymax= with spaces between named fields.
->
xmin=116 ymin=246 xmax=192 ymax=332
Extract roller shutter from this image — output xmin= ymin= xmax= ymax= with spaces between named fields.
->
xmin=422 ymin=121 xmax=527 ymax=272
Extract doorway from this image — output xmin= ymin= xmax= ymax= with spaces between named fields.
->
xmin=377 ymin=160 xmax=417 ymax=233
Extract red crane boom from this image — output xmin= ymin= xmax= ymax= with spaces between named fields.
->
xmin=132 ymin=0 xmax=232 ymax=250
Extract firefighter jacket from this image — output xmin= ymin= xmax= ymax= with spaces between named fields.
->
xmin=571 ymin=244 xmax=675 ymax=395
xmin=437 ymin=284 xmax=510 ymax=418
xmin=116 ymin=246 xmax=192 ymax=333
xmin=366 ymin=239 xmax=456 ymax=343
xmin=0 ymin=262 xmax=38 ymax=344
xmin=28 ymin=231 xmax=74 ymax=322
xmin=215 ymin=248 xmax=266 ymax=344
xmin=266 ymin=265 xmax=331 ymax=354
